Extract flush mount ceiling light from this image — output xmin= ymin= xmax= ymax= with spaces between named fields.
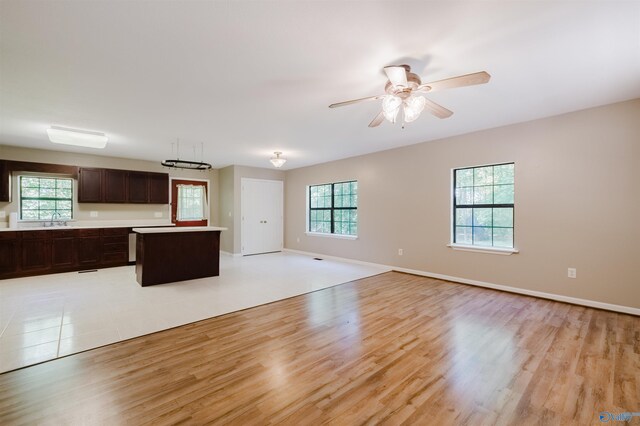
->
xmin=47 ymin=126 xmax=108 ymax=149
xmin=270 ymin=152 xmax=286 ymax=168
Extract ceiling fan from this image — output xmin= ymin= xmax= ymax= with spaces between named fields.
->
xmin=329 ymin=65 xmax=491 ymax=127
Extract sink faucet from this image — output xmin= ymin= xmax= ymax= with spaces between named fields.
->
xmin=49 ymin=211 xmax=63 ymax=227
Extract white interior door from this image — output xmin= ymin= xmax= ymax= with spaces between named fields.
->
xmin=241 ymin=178 xmax=283 ymax=256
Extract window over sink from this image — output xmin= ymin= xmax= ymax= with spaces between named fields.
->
xmin=20 ymin=176 xmax=73 ymax=221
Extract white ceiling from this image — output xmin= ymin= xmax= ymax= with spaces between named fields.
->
xmin=1 ymin=1 xmax=639 ymax=170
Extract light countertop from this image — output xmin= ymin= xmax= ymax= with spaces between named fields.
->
xmin=0 ymin=222 xmax=176 ymax=232
xmin=133 ymin=226 xmax=226 ymax=234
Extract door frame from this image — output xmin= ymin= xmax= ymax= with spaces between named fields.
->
xmin=169 ymin=177 xmax=211 ymax=227
xmin=240 ymin=178 xmax=284 ymax=256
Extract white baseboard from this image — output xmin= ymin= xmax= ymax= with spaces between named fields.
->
xmin=283 ymin=248 xmax=640 ymax=316
xmin=220 ymin=250 xmax=242 ymax=257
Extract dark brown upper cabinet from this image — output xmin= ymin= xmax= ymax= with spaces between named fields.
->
xmin=78 ymin=167 xmax=169 ymax=204
xmin=0 ymin=160 xmax=11 ymax=202
xmin=78 ymin=168 xmax=104 ymax=203
xmin=127 ymin=171 xmax=149 ymax=203
xmin=148 ymin=172 xmax=169 ymax=204
xmin=104 ymin=169 xmax=128 ymax=203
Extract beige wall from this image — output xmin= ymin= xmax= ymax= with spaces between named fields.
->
xmin=284 ymin=99 xmax=640 ymax=309
xmin=0 ymin=145 xmax=219 ymax=225
xmin=218 ymin=166 xmax=234 ymax=253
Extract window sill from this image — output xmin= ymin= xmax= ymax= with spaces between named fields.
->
xmin=305 ymin=232 xmax=358 ymax=240
xmin=447 ymin=244 xmax=519 ymax=255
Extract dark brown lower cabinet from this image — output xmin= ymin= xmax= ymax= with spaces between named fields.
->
xmin=0 ymin=233 xmax=20 ymax=277
xmin=101 ymin=228 xmax=129 ymax=266
xmin=51 ymin=232 xmax=76 ymax=270
xmin=21 ymin=233 xmax=51 ymax=273
xmin=0 ymin=227 xmax=132 ymax=279
xmin=77 ymin=236 xmax=102 ymax=267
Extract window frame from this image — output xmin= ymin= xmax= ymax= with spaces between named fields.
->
xmin=452 ymin=162 xmax=516 ymax=251
xmin=19 ymin=174 xmax=74 ymax=221
xmin=307 ymin=180 xmax=358 ymax=237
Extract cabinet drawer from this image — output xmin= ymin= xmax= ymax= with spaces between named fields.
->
xmin=22 ymin=231 xmax=49 ymax=240
xmin=0 ymin=232 xmax=18 ymax=240
xmin=102 ymin=251 xmax=128 ymax=263
xmin=78 ymin=228 xmax=101 ymax=237
xmin=102 ymin=228 xmax=128 ymax=236
xmin=50 ymin=229 xmax=77 ymax=238
xmin=102 ymin=235 xmax=127 ymax=245
xmin=103 ymin=243 xmax=128 ymax=253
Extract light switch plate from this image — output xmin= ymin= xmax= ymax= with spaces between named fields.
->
xmin=0 ymin=211 xmax=5 ymax=219
xmin=90 ymin=211 xmax=99 ymax=218
xmin=154 ymin=212 xmax=163 ymax=218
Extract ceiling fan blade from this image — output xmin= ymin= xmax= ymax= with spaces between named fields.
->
xmin=384 ymin=65 xmax=408 ymax=89
xmin=368 ymin=111 xmax=384 ymax=127
xmin=329 ymin=95 xmax=383 ymax=108
xmin=424 ymin=98 xmax=453 ymax=119
xmin=419 ymin=71 xmax=491 ymax=92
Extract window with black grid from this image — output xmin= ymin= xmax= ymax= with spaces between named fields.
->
xmin=20 ymin=176 xmax=73 ymax=220
xmin=453 ymin=163 xmax=514 ymax=248
xmin=309 ymin=181 xmax=357 ymax=236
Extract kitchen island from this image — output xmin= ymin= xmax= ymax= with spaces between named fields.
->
xmin=133 ymin=226 xmax=226 ymax=286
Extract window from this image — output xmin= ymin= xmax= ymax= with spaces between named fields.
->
xmin=176 ymin=184 xmax=206 ymax=221
xmin=453 ymin=163 xmax=514 ymax=248
xmin=20 ymin=176 xmax=73 ymax=220
xmin=309 ymin=181 xmax=357 ymax=236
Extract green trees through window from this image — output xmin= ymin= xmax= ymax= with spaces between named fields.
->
xmin=454 ymin=163 xmax=514 ymax=248
xmin=20 ymin=176 xmax=73 ymax=220
xmin=309 ymin=181 xmax=357 ymax=235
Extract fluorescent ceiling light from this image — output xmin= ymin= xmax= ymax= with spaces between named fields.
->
xmin=47 ymin=126 xmax=108 ymax=149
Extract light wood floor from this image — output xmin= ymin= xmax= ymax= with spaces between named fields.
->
xmin=0 ymin=272 xmax=638 ymax=425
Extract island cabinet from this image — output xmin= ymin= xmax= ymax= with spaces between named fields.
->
xmin=0 ymin=160 xmax=10 ymax=202
xmin=78 ymin=167 xmax=168 ymax=204
xmin=0 ymin=232 xmax=20 ymax=277
xmin=134 ymin=227 xmax=225 ymax=286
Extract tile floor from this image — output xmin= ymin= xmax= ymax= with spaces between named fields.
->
xmin=0 ymin=252 xmax=389 ymax=373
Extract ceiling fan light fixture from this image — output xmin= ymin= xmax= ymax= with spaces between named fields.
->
xmin=403 ymin=95 xmax=426 ymax=123
xmin=382 ymin=95 xmax=402 ymax=123
xmin=270 ymin=152 xmax=286 ymax=168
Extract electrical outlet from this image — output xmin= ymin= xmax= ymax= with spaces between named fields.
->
xmin=154 ymin=212 xmax=163 ymax=218
xmin=296 ymin=237 xmax=300 ymax=243
xmin=398 ymin=248 xmax=403 ymax=256
xmin=568 ymin=268 xmax=577 ymax=279
xmin=90 ymin=211 xmax=99 ymax=218
xmin=0 ymin=211 xmax=5 ymax=219
xmin=228 ymin=211 xmax=232 ymax=217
